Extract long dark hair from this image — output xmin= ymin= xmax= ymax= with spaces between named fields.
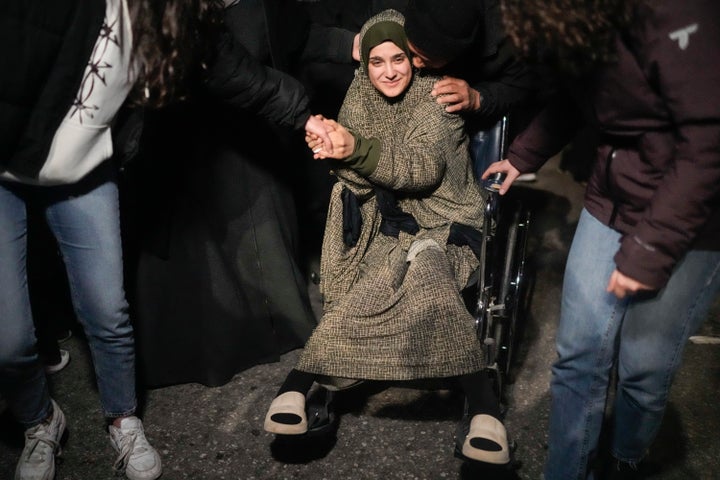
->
xmin=128 ymin=0 xmax=225 ymax=107
xmin=500 ymin=0 xmax=640 ymax=76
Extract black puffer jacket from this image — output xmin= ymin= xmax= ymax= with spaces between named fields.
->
xmin=206 ymin=29 xmax=312 ymax=132
xmin=507 ymin=0 xmax=720 ymax=288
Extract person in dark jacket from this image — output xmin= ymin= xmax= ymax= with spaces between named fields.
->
xmin=402 ymin=0 xmax=541 ymax=180
xmin=404 ymin=0 xmax=535 ymax=122
xmin=483 ymin=0 xmax=720 ymax=477
xmin=0 ymin=1 xmax=331 ymax=479
xmin=127 ymin=0 xmax=322 ymax=389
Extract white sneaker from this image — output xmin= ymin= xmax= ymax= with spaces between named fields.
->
xmin=14 ymin=399 xmax=66 ymax=480
xmin=44 ymin=349 xmax=70 ymax=375
xmin=109 ymin=417 xmax=162 ymax=480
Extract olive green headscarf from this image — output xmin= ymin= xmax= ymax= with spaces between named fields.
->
xmin=360 ymin=19 xmax=412 ymax=72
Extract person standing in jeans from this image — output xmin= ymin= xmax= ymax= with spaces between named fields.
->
xmin=483 ymin=0 xmax=720 ymax=478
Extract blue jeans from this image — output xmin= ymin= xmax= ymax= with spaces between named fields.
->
xmin=469 ymin=126 xmax=502 ymax=181
xmin=0 ymin=166 xmax=137 ymax=427
xmin=544 ymin=209 xmax=720 ymax=480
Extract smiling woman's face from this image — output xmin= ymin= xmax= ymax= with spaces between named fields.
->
xmin=367 ymin=40 xmax=413 ymax=98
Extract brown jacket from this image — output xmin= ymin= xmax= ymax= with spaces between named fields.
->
xmin=507 ymin=0 xmax=720 ymax=288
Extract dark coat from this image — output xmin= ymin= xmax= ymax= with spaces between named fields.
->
xmin=205 ymin=28 xmax=312 ymax=132
xmin=507 ymin=0 xmax=720 ymax=288
xmin=130 ymin=1 xmax=319 ymax=388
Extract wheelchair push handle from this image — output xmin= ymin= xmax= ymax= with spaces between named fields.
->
xmin=482 ymin=172 xmax=506 ymax=193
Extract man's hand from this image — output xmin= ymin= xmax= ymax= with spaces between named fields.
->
xmin=304 ymin=114 xmax=334 ymax=155
xmin=606 ymin=269 xmax=653 ymax=299
xmin=481 ymin=159 xmax=522 ymax=195
xmin=431 ymin=76 xmax=481 ymax=113
xmin=352 ymin=33 xmax=360 ymax=62
xmin=306 ymin=118 xmax=354 ymax=160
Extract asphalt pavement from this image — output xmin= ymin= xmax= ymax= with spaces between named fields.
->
xmin=1 ymin=155 xmax=718 ymax=480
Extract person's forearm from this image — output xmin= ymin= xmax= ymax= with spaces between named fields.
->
xmin=341 ymin=134 xmax=380 ymax=177
xmin=206 ymin=30 xmax=311 ymax=131
xmin=300 ymin=25 xmax=356 ymax=64
xmin=470 ymin=39 xmax=539 ymax=120
xmin=506 ymin=92 xmax=582 ymax=172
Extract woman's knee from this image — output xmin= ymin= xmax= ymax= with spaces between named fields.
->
xmin=0 ymin=330 xmax=39 ymax=371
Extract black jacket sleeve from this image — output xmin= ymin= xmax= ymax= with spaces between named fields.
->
xmin=204 ymin=29 xmax=312 ymax=131
xmin=472 ymin=37 xmax=539 ymax=122
xmin=452 ymin=0 xmax=539 ymax=124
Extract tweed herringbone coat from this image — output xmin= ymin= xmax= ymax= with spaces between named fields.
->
xmin=297 ymin=9 xmax=487 ymax=381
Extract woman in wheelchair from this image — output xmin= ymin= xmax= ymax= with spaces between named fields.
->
xmin=264 ymin=9 xmax=509 ymax=465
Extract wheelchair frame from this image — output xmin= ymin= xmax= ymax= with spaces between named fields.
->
xmin=470 ymin=116 xmax=531 ymax=403
xmin=474 ymin=179 xmax=531 ymax=401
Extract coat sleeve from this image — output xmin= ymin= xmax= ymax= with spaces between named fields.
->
xmin=367 ymin=101 xmax=461 ymax=193
xmin=204 ymin=29 xmax=311 ymax=131
xmin=613 ymin=0 xmax=720 ymax=288
xmin=472 ymin=38 xmax=539 ymax=122
xmin=506 ymin=91 xmax=583 ymax=173
xmin=301 ymin=24 xmax=356 ymax=64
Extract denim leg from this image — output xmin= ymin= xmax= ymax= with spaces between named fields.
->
xmin=612 ymin=250 xmax=720 ymax=462
xmin=470 ymin=129 xmax=490 ymax=178
xmin=0 ymin=182 xmax=52 ymax=428
xmin=471 ymin=126 xmax=506 ymax=182
xmin=45 ymin=177 xmax=137 ymax=418
xmin=545 ymin=209 xmax=627 ymax=480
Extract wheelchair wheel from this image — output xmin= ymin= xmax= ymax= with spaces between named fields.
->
xmin=496 ymin=204 xmax=530 ymax=379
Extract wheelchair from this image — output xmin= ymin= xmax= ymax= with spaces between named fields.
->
xmin=303 ymin=117 xmax=532 ymax=453
xmin=468 ymin=116 xmax=532 ymax=404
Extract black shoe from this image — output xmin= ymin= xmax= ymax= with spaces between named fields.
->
xmin=306 ymin=389 xmax=336 ymax=436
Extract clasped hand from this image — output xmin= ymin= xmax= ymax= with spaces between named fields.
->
xmin=305 ymin=115 xmax=355 ymax=160
xmin=304 ymin=114 xmax=335 ymax=155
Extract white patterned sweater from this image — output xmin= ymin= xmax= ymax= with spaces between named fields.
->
xmin=2 ymin=0 xmax=134 ymax=185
